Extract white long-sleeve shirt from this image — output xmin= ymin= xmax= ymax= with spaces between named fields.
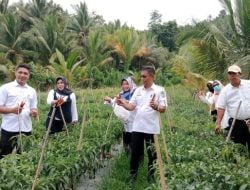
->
xmin=47 ymin=90 xmax=78 ymax=122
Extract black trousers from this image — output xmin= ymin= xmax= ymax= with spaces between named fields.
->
xmin=45 ymin=117 xmax=64 ymax=134
xmin=123 ymin=131 xmax=132 ymax=147
xmin=229 ymin=118 xmax=250 ymax=154
xmin=130 ymin=132 xmax=157 ymax=177
xmin=0 ymin=129 xmax=31 ymax=158
xmin=211 ymin=110 xmax=217 ymax=122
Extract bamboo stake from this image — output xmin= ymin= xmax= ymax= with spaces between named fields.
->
xmin=77 ymin=112 xmax=86 ymax=151
xmin=37 ymin=89 xmax=41 ymax=123
xmin=166 ymin=109 xmax=173 ymax=135
xmin=154 ymin=134 xmax=167 ymax=190
xmin=170 ymin=84 xmax=176 ymax=102
xmin=104 ymin=109 xmax=114 ymax=142
xmin=159 ymin=117 xmax=170 ymax=161
xmin=31 ymin=105 xmax=56 ymax=190
xmin=165 ymin=91 xmax=174 ymax=135
xmin=226 ymin=101 xmax=242 ymax=143
xmin=59 ymin=106 xmax=69 ymax=136
xmin=90 ymin=86 xmax=101 ymax=114
xmin=103 ymin=88 xmax=118 ymax=142
xmin=79 ymin=90 xmax=85 ymax=114
xmin=16 ymin=103 xmax=23 ymax=154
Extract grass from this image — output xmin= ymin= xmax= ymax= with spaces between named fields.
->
xmin=98 ymin=152 xmax=156 ymax=190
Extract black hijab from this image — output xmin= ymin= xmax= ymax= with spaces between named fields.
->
xmin=55 ymin=76 xmax=72 ymax=95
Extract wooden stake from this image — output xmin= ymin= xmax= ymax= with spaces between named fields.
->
xmin=159 ymin=117 xmax=170 ymax=161
xmin=166 ymin=109 xmax=173 ymax=135
xmin=154 ymin=134 xmax=167 ymax=190
xmin=59 ymin=106 xmax=69 ymax=136
xmin=226 ymin=101 xmax=242 ymax=143
xmin=77 ymin=112 xmax=86 ymax=151
xmin=17 ymin=104 xmax=23 ymax=154
xmin=31 ymin=105 xmax=56 ymax=190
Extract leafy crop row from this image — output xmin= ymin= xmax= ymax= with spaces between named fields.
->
xmin=0 ymin=87 xmax=122 ymax=189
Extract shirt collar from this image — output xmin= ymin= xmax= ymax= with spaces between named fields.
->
xmin=13 ymin=80 xmax=28 ymax=88
xmin=142 ymin=83 xmax=156 ymax=90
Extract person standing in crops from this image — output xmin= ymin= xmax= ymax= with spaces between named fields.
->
xmin=0 ymin=64 xmax=38 ymax=158
xmin=104 ymin=76 xmax=137 ymax=154
xmin=215 ymin=65 xmax=250 ymax=155
xmin=197 ymin=81 xmax=216 ymax=120
xmin=116 ymin=65 xmax=167 ymax=182
xmin=45 ymin=76 xmax=78 ymax=134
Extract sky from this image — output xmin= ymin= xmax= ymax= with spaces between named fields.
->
xmin=9 ymin=0 xmax=224 ymax=30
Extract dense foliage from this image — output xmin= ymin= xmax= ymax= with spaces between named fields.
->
xmin=2 ymin=0 xmax=250 ymax=90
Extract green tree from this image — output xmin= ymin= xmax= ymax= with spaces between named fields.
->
xmin=66 ymin=2 xmax=94 ymax=47
xmin=148 ymin=10 xmax=179 ymax=51
xmin=30 ymin=15 xmax=66 ymax=65
xmin=0 ymin=13 xmax=36 ymax=64
xmin=0 ymin=0 xmax=9 ymax=14
xmin=48 ymin=48 xmax=85 ymax=85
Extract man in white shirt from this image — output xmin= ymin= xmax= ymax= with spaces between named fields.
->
xmin=215 ymin=65 xmax=250 ymax=155
xmin=0 ymin=64 xmax=38 ymax=158
xmin=117 ymin=65 xmax=167 ymax=182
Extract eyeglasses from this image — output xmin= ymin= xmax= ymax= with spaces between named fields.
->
xmin=141 ymin=75 xmax=148 ymax=78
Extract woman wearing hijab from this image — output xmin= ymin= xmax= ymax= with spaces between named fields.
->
xmin=104 ymin=76 xmax=137 ymax=154
xmin=46 ymin=76 xmax=78 ymax=134
xmin=198 ymin=80 xmax=226 ymax=122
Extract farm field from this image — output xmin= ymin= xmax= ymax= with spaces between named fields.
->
xmin=97 ymin=86 xmax=250 ymax=190
xmin=0 ymin=86 xmax=250 ymax=190
xmin=0 ymin=87 xmax=122 ymax=189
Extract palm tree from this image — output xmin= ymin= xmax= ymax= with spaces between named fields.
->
xmin=0 ymin=0 xmax=9 ymax=14
xmin=48 ymin=49 xmax=85 ymax=86
xmin=105 ymin=29 xmax=156 ymax=71
xmin=30 ymin=15 xmax=66 ymax=65
xmin=177 ymin=0 xmax=250 ymax=80
xmin=66 ymin=2 xmax=94 ymax=47
xmin=0 ymin=13 xmax=36 ymax=64
xmin=219 ymin=0 xmax=250 ymax=77
xmin=77 ymin=29 xmax=114 ymax=87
